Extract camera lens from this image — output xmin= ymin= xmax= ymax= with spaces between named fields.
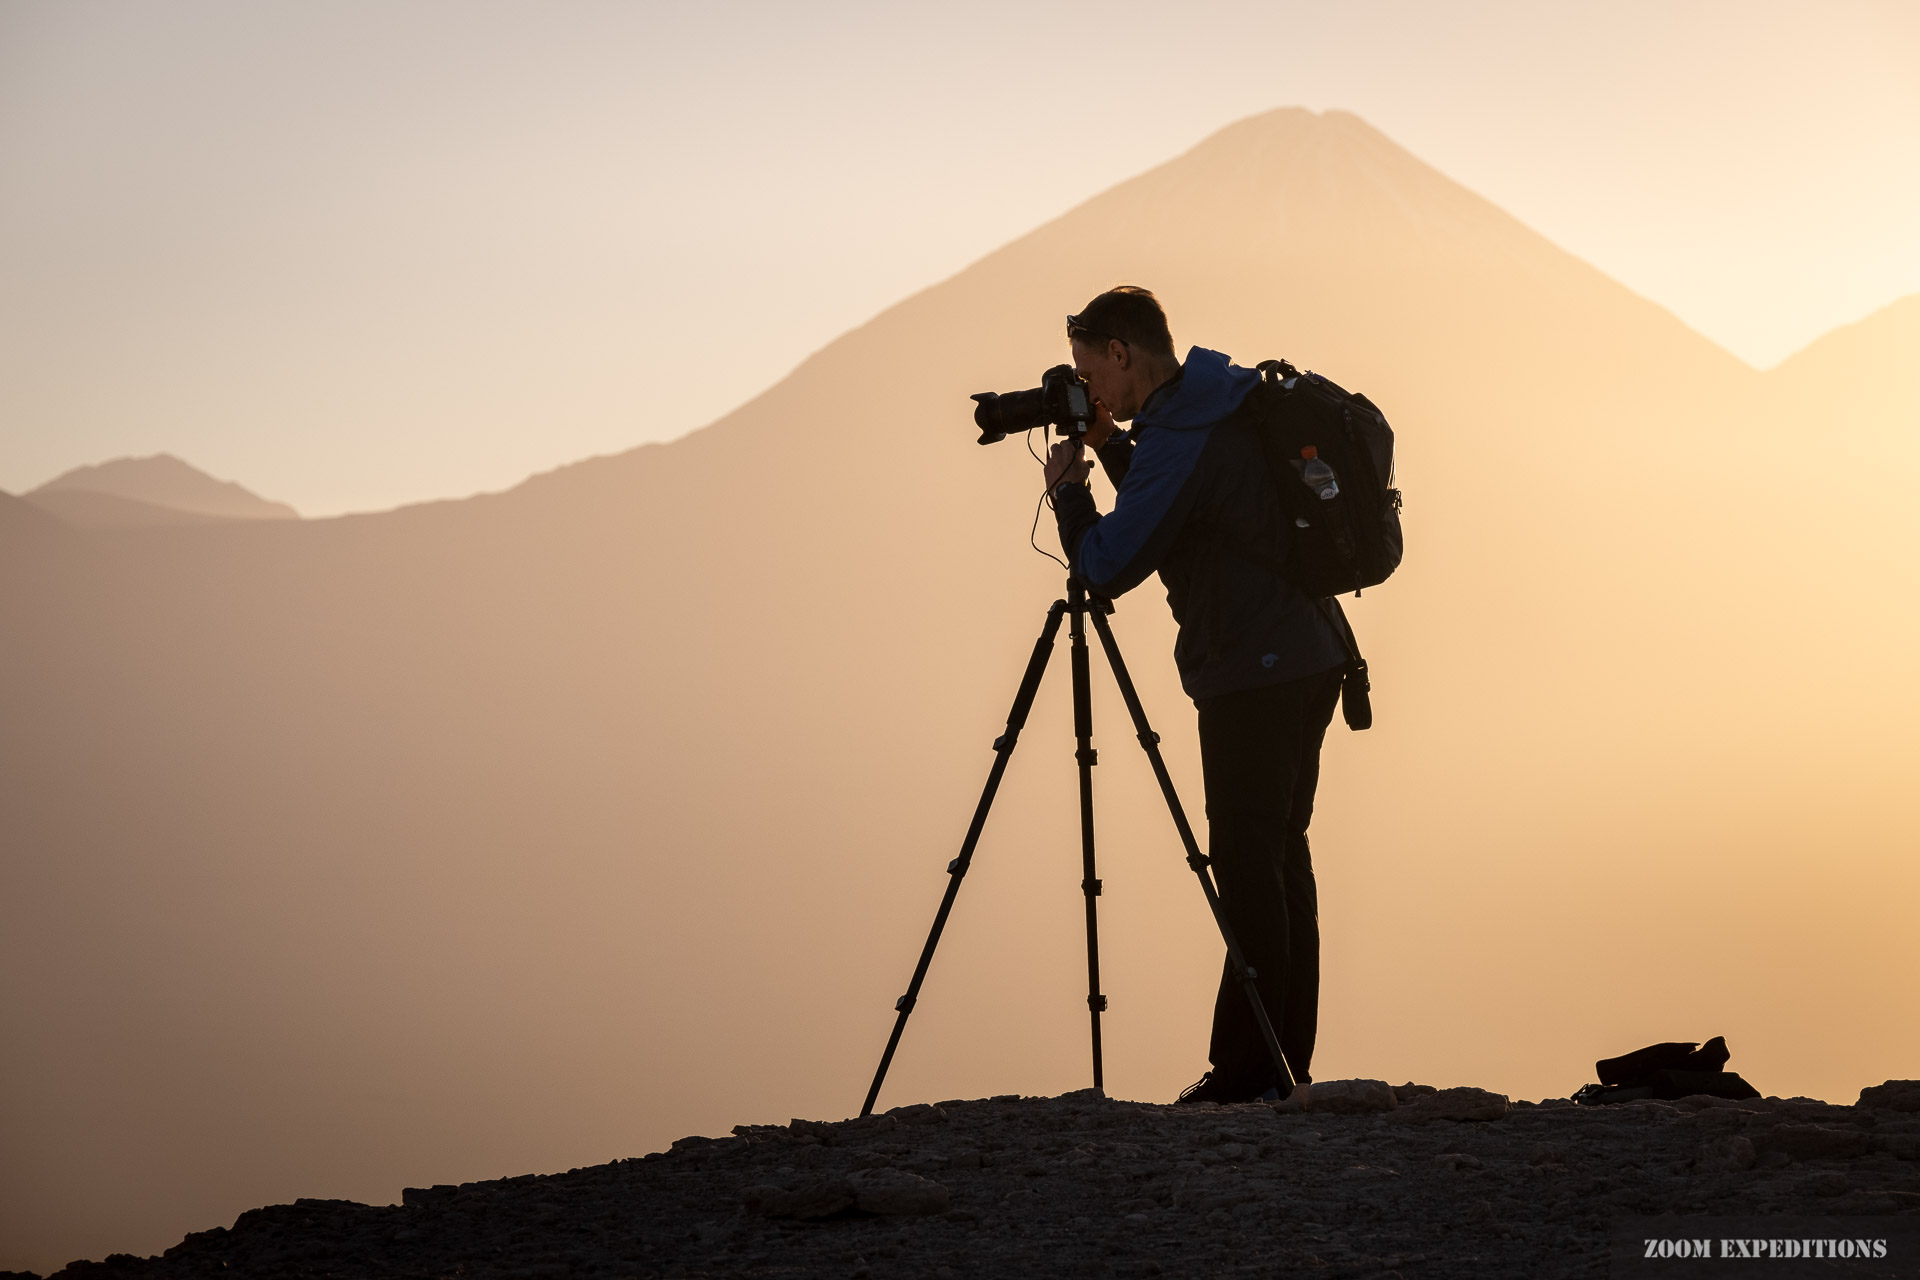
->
xmin=970 ymin=387 xmax=1050 ymax=445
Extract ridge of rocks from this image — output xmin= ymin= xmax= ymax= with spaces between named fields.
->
xmin=34 ymin=1080 xmax=1920 ymax=1280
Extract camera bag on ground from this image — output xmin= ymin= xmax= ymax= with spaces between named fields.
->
xmin=1245 ymin=360 xmax=1405 ymax=733
xmin=1570 ymin=1035 xmax=1763 ymax=1105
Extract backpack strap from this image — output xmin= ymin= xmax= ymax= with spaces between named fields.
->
xmin=1315 ymin=596 xmax=1372 ymax=732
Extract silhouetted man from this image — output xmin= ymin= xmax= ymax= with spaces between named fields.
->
xmin=1043 ymin=286 xmax=1348 ymax=1107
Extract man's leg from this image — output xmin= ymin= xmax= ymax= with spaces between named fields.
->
xmin=1274 ymin=668 xmax=1340 ymax=1081
xmin=1196 ymin=666 xmax=1344 ymax=1095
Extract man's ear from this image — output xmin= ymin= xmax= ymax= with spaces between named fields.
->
xmin=1109 ymin=338 xmax=1130 ymax=369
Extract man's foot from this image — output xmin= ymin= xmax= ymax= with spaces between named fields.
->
xmin=1175 ymin=1072 xmax=1230 ymax=1105
xmin=1175 ymin=1071 xmax=1266 ymax=1106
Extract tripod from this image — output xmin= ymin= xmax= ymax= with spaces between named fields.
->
xmin=860 ymin=580 xmax=1295 ymax=1116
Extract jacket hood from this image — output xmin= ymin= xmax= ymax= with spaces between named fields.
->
xmin=1133 ymin=347 xmax=1260 ymax=432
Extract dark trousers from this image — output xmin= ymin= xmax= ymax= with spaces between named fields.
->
xmin=1196 ymin=665 xmax=1343 ymax=1092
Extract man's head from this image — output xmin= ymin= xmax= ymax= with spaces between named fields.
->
xmin=1067 ymin=286 xmax=1182 ymax=422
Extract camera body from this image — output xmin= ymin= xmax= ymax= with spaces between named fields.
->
xmin=971 ymin=365 xmax=1095 ymax=446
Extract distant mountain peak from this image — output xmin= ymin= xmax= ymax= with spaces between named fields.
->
xmin=27 ymin=454 xmax=299 ymax=527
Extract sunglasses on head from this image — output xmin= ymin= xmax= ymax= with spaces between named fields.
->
xmin=1066 ymin=315 xmax=1128 ymax=347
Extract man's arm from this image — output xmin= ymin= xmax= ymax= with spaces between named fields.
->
xmin=1052 ymin=426 xmax=1208 ymax=598
xmin=1093 ymin=430 xmax=1133 ymax=488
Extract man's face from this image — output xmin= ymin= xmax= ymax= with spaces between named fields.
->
xmin=1070 ymin=337 xmax=1137 ymax=421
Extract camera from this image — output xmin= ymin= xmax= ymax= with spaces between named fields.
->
xmin=970 ymin=365 xmax=1095 ymax=446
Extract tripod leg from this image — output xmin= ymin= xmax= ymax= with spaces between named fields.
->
xmin=860 ymin=599 xmax=1070 ymax=1117
xmin=1085 ymin=604 xmax=1297 ymax=1097
xmin=1068 ymin=583 xmax=1106 ymax=1093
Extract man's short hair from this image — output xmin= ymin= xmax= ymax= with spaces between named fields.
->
xmin=1067 ymin=286 xmax=1176 ymax=361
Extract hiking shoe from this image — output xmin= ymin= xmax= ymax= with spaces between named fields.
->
xmin=1175 ymin=1071 xmax=1265 ymax=1105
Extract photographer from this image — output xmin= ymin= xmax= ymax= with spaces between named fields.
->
xmin=1043 ymin=286 xmax=1348 ymax=1107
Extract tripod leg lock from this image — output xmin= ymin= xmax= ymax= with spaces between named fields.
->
xmin=1081 ymin=877 xmax=1102 ymax=897
xmin=894 ymin=993 xmax=917 ymax=1013
xmin=1074 ymin=747 xmax=1098 ymax=765
xmin=993 ymin=730 xmax=1019 ymax=752
xmin=1186 ymin=852 xmax=1211 ymax=871
xmin=1137 ymin=730 xmax=1160 ymax=746
xmin=1233 ymin=964 xmax=1258 ymax=983
xmin=946 ymin=857 xmax=966 ymax=875
xmin=1088 ymin=994 xmax=1108 ymax=1012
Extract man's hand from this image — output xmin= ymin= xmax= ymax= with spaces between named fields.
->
xmin=1084 ymin=401 xmax=1118 ymax=451
xmin=1044 ymin=439 xmax=1091 ymax=491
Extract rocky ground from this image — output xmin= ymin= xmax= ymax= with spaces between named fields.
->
xmin=27 ymin=1081 xmax=1920 ymax=1280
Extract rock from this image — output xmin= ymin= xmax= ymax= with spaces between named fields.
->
xmin=1859 ymin=1080 xmax=1920 ymax=1112
xmin=1873 ymin=1132 xmax=1920 ymax=1160
xmin=744 ymin=1174 xmax=948 ymax=1220
xmin=1305 ymin=1079 xmax=1397 ymax=1115
xmin=842 ymin=1113 xmax=898 ymax=1133
xmin=845 ymin=1167 xmax=951 ymax=1216
xmin=1393 ymin=1087 xmax=1510 ymax=1124
xmin=740 ymin=1178 xmax=856 ymax=1220
xmin=1831 ymin=1189 xmax=1920 ymax=1215
xmin=1696 ymin=1135 xmax=1757 ymax=1173
xmin=1764 ymin=1124 xmax=1871 ymax=1161
xmin=1796 ymin=1171 xmax=1852 ymax=1198
xmin=787 ymin=1118 xmax=834 ymax=1144
xmin=1675 ymin=1093 xmax=1768 ymax=1112
xmin=897 ymin=1152 xmax=950 ymax=1173
xmin=885 ymin=1103 xmax=950 ymax=1126
xmin=1392 ymin=1082 xmax=1437 ymax=1104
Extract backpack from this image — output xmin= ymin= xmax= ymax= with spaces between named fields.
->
xmin=1570 ymin=1036 xmax=1762 ymax=1105
xmin=1245 ymin=360 xmax=1404 ymax=732
xmin=1249 ymin=360 xmax=1404 ymax=599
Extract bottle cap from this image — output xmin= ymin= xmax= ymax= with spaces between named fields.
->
xmin=1300 ymin=445 xmax=1318 ymax=460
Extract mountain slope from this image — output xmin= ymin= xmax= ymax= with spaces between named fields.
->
xmin=29 ymin=453 xmax=300 ymax=523
xmin=0 ymin=488 xmax=68 ymax=539
xmin=22 ymin=488 xmax=266 ymax=530
xmin=2 ymin=108 xmax=1916 ymax=1276
xmin=1771 ymin=293 xmax=1920 ymax=384
xmin=1767 ymin=293 xmax=1920 ymax=429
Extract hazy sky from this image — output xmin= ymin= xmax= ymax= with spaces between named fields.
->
xmin=2 ymin=0 xmax=1916 ymax=516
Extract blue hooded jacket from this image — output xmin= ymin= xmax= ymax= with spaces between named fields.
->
xmin=1054 ymin=347 xmax=1347 ymax=701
